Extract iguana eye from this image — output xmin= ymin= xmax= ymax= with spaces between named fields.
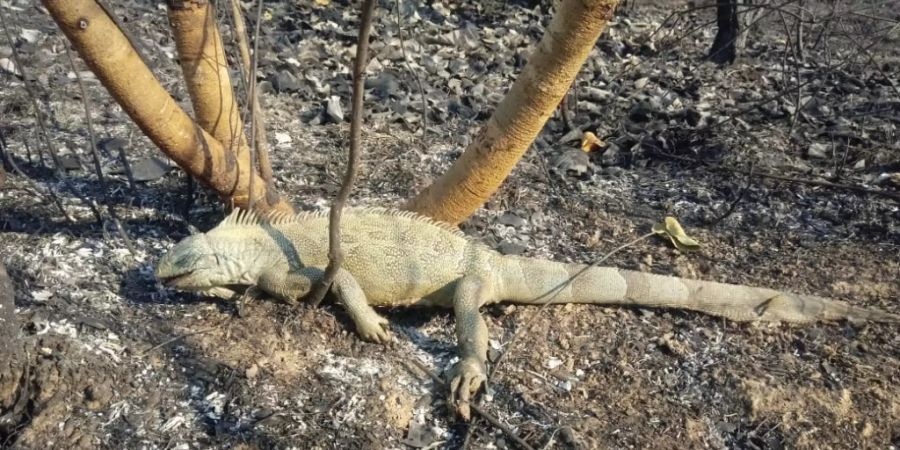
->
xmin=175 ymin=253 xmax=195 ymax=267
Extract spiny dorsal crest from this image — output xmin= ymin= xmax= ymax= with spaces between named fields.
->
xmin=215 ymin=206 xmax=466 ymax=237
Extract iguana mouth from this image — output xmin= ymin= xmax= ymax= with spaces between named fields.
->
xmin=159 ymin=272 xmax=192 ymax=286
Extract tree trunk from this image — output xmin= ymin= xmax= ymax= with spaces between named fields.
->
xmin=167 ymin=1 xmax=246 ymax=155
xmin=42 ymin=0 xmax=293 ymax=214
xmin=406 ymin=0 xmax=619 ymax=224
xmin=0 ymin=263 xmax=23 ymax=435
xmin=708 ymin=0 xmax=739 ymax=65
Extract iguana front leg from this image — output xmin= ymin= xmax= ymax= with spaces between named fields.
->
xmin=330 ymin=268 xmax=391 ymax=343
xmin=257 ymin=268 xmax=391 ymax=343
xmin=447 ymin=274 xmax=493 ymax=421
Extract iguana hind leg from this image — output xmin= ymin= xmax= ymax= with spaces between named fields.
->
xmin=447 ymin=274 xmax=494 ymax=421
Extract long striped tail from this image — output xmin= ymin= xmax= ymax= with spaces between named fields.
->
xmin=496 ymin=256 xmax=898 ymax=324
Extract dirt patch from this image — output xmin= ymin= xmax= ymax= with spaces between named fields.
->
xmin=740 ymin=379 xmax=898 ymax=449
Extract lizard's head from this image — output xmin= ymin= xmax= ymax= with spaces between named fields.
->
xmin=155 ymin=233 xmax=234 ymax=292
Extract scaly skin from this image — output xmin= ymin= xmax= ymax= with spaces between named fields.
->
xmin=155 ymin=208 xmax=899 ymax=420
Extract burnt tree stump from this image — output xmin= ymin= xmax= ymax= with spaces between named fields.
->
xmin=0 ymin=262 xmax=24 ymax=436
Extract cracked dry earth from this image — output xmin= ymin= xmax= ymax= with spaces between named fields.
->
xmin=1 ymin=0 xmax=899 ymax=449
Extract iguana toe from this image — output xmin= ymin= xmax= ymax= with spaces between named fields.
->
xmin=356 ymin=316 xmax=392 ymax=344
xmin=448 ymin=358 xmax=487 ymax=421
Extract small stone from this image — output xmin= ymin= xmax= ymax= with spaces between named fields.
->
xmin=498 ymin=212 xmax=527 ymax=228
xmin=274 ymin=132 xmax=292 ymax=147
xmin=634 ymin=77 xmax=650 ymax=89
xmin=19 ymin=28 xmax=41 ymax=44
xmin=364 ymin=72 xmax=400 ymax=99
xmin=403 ymin=418 xmax=437 ymax=448
xmin=560 ymin=426 xmax=578 ymax=444
xmin=497 ymin=240 xmax=527 ymax=256
xmin=257 ymin=80 xmax=274 ymax=95
xmin=488 ymin=348 xmax=502 ymax=363
xmin=560 ymin=127 xmax=584 ymax=144
xmin=97 ymin=137 xmax=127 ymax=155
xmin=0 ymin=58 xmax=19 ymax=77
xmin=59 ymin=154 xmax=82 ymax=171
xmin=628 ymin=100 xmax=654 ymax=122
xmin=272 ymin=70 xmax=301 ymax=93
xmin=600 ymin=143 xmax=621 ymax=166
xmin=246 ymin=364 xmax=259 ymax=379
xmin=84 ymin=383 xmax=113 ymax=410
xmin=130 ymin=156 xmax=173 ymax=182
xmin=807 ymin=142 xmax=829 ymax=159
xmin=582 ymin=86 xmax=613 ymax=102
xmin=875 ymin=172 xmax=900 ymax=187
xmin=551 ymin=148 xmax=591 ymax=176
xmin=326 ymin=96 xmax=344 ymax=123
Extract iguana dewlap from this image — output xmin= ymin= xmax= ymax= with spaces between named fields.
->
xmin=155 ymin=208 xmax=898 ymax=419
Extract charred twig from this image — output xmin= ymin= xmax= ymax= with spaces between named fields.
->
xmin=183 ymin=172 xmax=194 ymax=221
xmin=651 ymin=0 xmax=798 ymax=53
xmin=704 ymin=160 xmax=754 ymax=226
xmin=95 ymin=0 xmax=153 ymax=68
xmin=307 ymin=0 xmax=375 ymax=307
xmin=402 ymin=358 xmax=536 ymax=450
xmin=487 ymin=233 xmax=655 ymax=380
xmin=64 ymin=43 xmax=107 ymax=188
xmin=0 ymin=133 xmax=71 ymax=221
xmin=394 ymin=0 xmax=429 ymax=145
xmin=464 ymin=231 xmax=654 ymax=449
xmin=64 ymin=43 xmax=136 ymax=255
xmin=232 ymin=0 xmax=273 ymax=185
xmin=2 ymin=9 xmax=101 ymax=223
xmin=118 ymin=132 xmax=137 ymax=191
xmin=776 ymin=10 xmax=803 ymax=135
xmin=837 ymin=22 xmax=900 ymax=99
xmin=0 ymin=128 xmax=12 ymax=173
xmin=703 ymin=42 xmax=880 ymax=133
xmin=652 ymin=151 xmax=900 ymax=202
xmin=794 ymin=0 xmax=804 ymax=61
xmin=141 ymin=324 xmax=223 ymax=356
xmin=0 ymin=9 xmax=64 ymax=174
xmin=558 ymin=93 xmax=572 ymax=131
xmin=246 ymin=0 xmax=265 ymax=210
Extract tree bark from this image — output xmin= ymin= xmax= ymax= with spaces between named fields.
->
xmin=406 ymin=0 xmax=619 ymax=224
xmin=42 ymin=0 xmax=292 ymax=214
xmin=709 ymin=0 xmax=739 ymax=65
xmin=167 ymin=1 xmax=246 ymax=155
xmin=0 ymin=263 xmax=22 ymax=428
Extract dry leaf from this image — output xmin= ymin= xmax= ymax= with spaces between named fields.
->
xmin=580 ymin=131 xmax=604 ymax=152
xmin=652 ymin=216 xmax=700 ymax=252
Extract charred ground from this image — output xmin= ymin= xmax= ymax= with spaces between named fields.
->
xmin=1 ymin=0 xmax=898 ymax=448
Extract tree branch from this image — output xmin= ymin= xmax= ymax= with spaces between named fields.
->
xmin=306 ymin=0 xmax=375 ymax=307
xmin=406 ymin=0 xmax=619 ymax=224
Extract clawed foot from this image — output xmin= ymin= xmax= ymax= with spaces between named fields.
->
xmin=355 ymin=314 xmax=392 ymax=344
xmin=231 ymin=286 xmax=262 ymax=317
xmin=447 ymin=358 xmax=487 ymax=421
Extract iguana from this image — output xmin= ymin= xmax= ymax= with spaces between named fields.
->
xmin=155 ymin=207 xmax=898 ymax=419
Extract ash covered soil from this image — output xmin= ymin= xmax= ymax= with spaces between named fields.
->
xmin=1 ymin=0 xmax=899 ymax=448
